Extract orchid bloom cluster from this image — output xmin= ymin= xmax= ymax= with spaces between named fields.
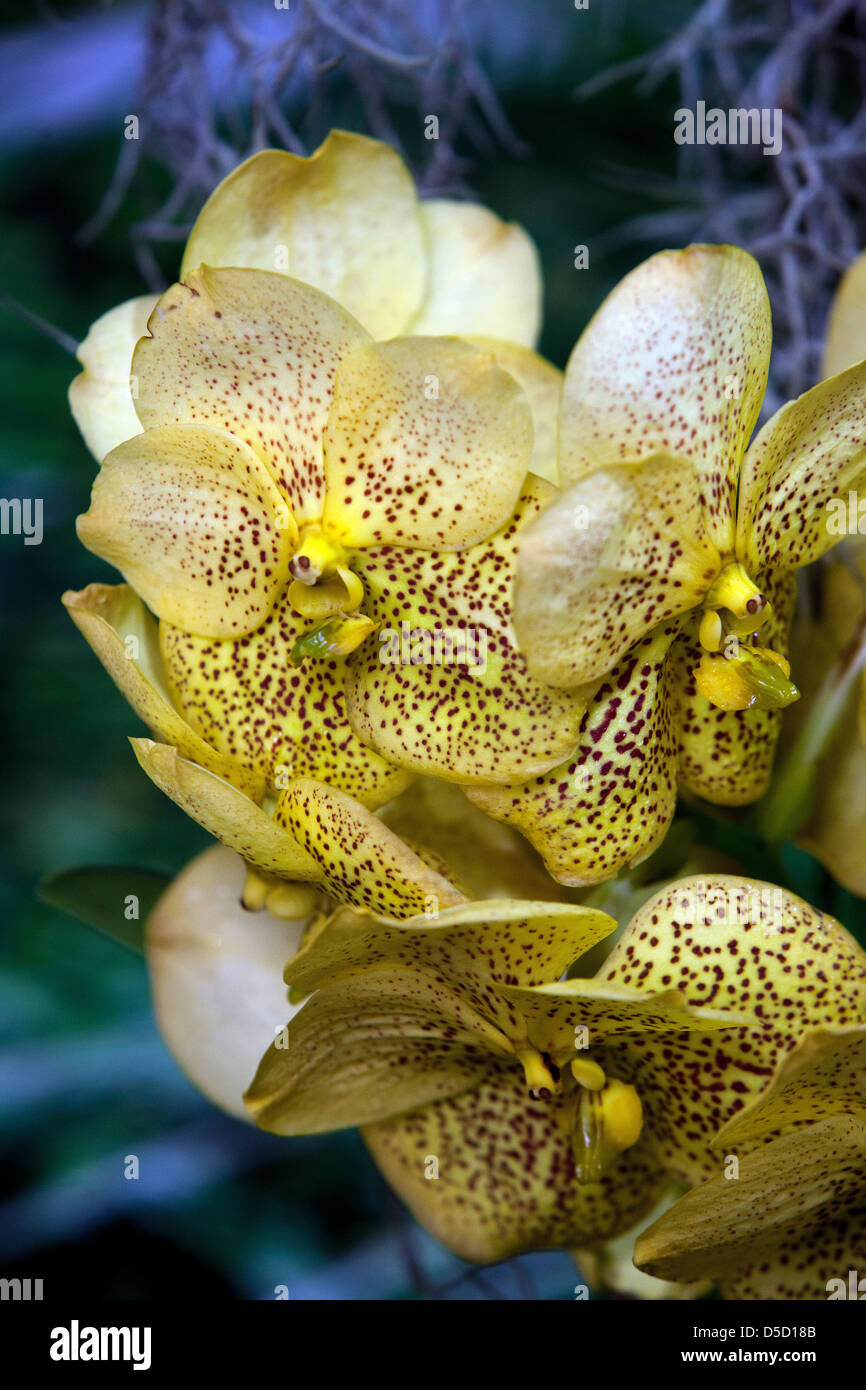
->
xmin=64 ymin=131 xmax=866 ymax=1299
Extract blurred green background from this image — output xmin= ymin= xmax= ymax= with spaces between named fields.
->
xmin=2 ymin=0 xmax=864 ymax=1300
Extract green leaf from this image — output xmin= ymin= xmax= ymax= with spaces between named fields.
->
xmin=38 ymin=866 xmax=171 ymax=954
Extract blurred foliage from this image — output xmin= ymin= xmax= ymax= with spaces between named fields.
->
xmin=1 ymin=0 xmax=864 ymax=1301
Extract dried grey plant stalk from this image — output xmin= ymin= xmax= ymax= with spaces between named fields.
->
xmin=579 ymin=0 xmax=866 ymax=411
xmin=81 ymin=0 xmax=525 ymax=288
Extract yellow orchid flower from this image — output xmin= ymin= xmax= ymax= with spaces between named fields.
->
xmin=471 ymin=244 xmax=866 ymax=886
xmin=635 ymin=1025 xmax=866 ymax=1299
xmin=67 ymin=266 xmax=584 ymax=821
xmin=69 ymin=130 xmax=560 ymax=484
xmin=242 ymin=871 xmax=866 ymax=1262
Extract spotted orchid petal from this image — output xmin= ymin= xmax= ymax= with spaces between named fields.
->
xmin=595 ymin=876 xmax=866 ymax=1183
xmin=62 ymin=583 xmax=264 ymax=800
xmin=273 ymin=779 xmax=464 ymax=918
xmin=345 ymin=479 xmax=587 ymax=784
xmin=463 ymin=336 xmax=561 ymax=486
xmin=131 ymin=740 xmax=459 ymax=917
xmin=132 ymin=266 xmax=370 ymax=526
xmin=468 ymin=622 xmax=682 ymax=885
xmin=321 ymin=337 xmax=533 ymax=551
xmin=513 ymin=458 xmax=720 ymax=689
xmin=76 ymin=422 xmax=294 ymax=638
xmin=159 ymin=585 xmax=409 ymax=804
xmin=736 ymin=358 xmax=866 ymax=572
xmin=68 ymin=294 xmax=158 ymax=463
xmin=245 ymin=966 xmax=509 ymax=1135
xmin=559 ymin=245 xmax=771 ymax=552
xmin=634 ymin=1115 xmax=866 ymax=1299
xmin=822 ymin=250 xmax=866 ymax=378
xmin=282 ymin=899 xmax=616 ymax=1040
xmin=408 ymin=200 xmax=541 ymax=347
xmin=669 ymin=566 xmax=797 ymax=804
xmin=364 ymin=1064 xmax=666 ymax=1264
xmin=713 ymin=1024 xmax=866 ymax=1149
xmin=147 ymin=845 xmax=311 ymax=1120
xmin=180 ymin=131 xmax=427 ymax=340
xmin=498 ymin=977 xmax=752 ymax=1061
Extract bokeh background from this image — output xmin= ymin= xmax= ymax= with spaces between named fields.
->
xmin=2 ymin=0 xmax=866 ymax=1299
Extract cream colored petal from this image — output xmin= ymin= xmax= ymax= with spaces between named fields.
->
xmin=76 ymin=422 xmax=293 ymax=638
xmin=181 ymin=131 xmax=426 ymax=338
xmin=133 ymin=266 xmax=370 ymax=525
xmin=737 ymin=359 xmax=866 ymax=571
xmin=62 ymin=583 xmax=264 ymax=800
xmin=322 ymin=336 xmax=533 ymax=550
xmin=68 ymin=295 xmax=158 ymax=462
xmin=559 ymin=245 xmax=771 ymax=552
xmin=408 ymin=200 xmax=542 ymax=348
xmin=513 ymin=458 xmax=720 ymax=689
xmin=245 ymin=967 xmax=503 ymax=1134
xmin=822 ymin=251 xmax=866 ymax=378
xmin=464 ymin=336 xmax=561 ymax=485
xmin=147 ymin=845 xmax=309 ymax=1119
xmin=364 ymin=1063 xmax=666 ymax=1264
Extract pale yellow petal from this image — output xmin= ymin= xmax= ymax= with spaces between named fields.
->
xmin=597 ymin=875 xmax=866 ymax=1182
xmin=409 ymin=199 xmax=541 ymax=347
xmin=737 ymin=358 xmax=866 ymax=571
xmin=68 ymin=295 xmax=158 ymax=462
xmin=469 ymin=621 xmax=682 ymax=886
xmin=181 ymin=131 xmax=426 ymax=338
xmin=76 ymin=422 xmax=293 ymax=638
xmin=322 ymin=336 xmax=533 ymax=550
xmin=464 ymin=335 xmax=561 ymax=485
xmin=274 ymin=778 xmax=464 ymax=918
xmin=513 ymin=457 xmax=720 ymax=687
xmin=131 ymin=739 xmax=320 ymax=880
xmin=284 ymin=898 xmax=615 ymax=1041
xmin=559 ymin=245 xmax=771 ymax=552
xmin=713 ymin=1024 xmax=866 ymax=1149
xmin=635 ymin=1115 xmax=866 ymax=1299
xmin=133 ymin=265 xmax=370 ymax=525
xmin=346 ymin=479 xmax=587 ymax=784
xmin=822 ymin=250 xmax=866 ymax=378
xmin=62 ymin=582 xmax=264 ymax=800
